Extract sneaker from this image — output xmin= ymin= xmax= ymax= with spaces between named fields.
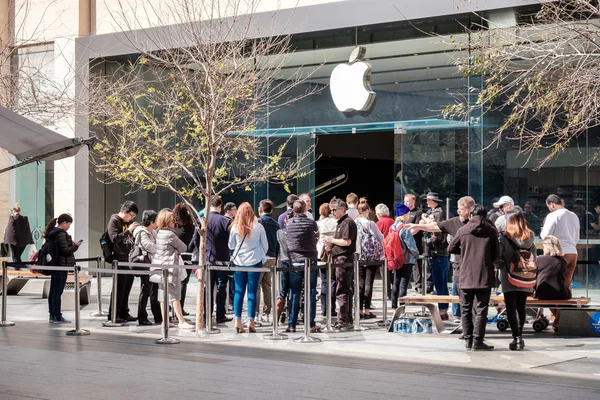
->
xmin=49 ymin=315 xmax=55 ymax=323
xmin=363 ymin=313 xmax=376 ymax=320
xmin=472 ymin=342 xmax=494 ymax=351
xmin=54 ymin=316 xmax=71 ymax=324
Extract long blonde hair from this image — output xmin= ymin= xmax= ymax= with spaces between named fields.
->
xmin=156 ymin=209 xmax=173 ymax=230
xmin=231 ymin=202 xmax=255 ymax=238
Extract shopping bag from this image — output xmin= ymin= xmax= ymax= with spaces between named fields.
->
xmin=27 ymin=244 xmax=38 ymax=262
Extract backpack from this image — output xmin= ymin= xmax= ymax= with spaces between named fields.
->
xmin=357 ymin=219 xmax=384 ymax=261
xmin=100 ymin=230 xmax=114 ymax=263
xmin=384 ymin=224 xmax=406 ymax=271
xmin=507 ymin=239 xmax=537 ymax=288
xmin=34 ymin=235 xmax=60 ymax=275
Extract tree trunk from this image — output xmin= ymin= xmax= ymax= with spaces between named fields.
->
xmin=195 ymin=191 xmax=212 ymax=332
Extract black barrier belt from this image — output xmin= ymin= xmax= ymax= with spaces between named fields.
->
xmin=576 ymin=260 xmax=600 ymax=265
xmin=276 ymin=263 xmax=327 ymax=272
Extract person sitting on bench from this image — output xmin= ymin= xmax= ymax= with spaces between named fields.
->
xmin=535 ymin=235 xmax=570 ymax=330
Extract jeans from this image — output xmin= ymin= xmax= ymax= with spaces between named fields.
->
xmin=214 ymin=270 xmax=229 ymax=319
xmin=460 ymin=288 xmax=491 ymax=344
xmin=233 ymin=263 xmax=262 ymax=320
xmin=288 ymin=271 xmax=303 ymax=328
xmin=138 ymin=275 xmax=161 ymax=323
xmin=451 ymin=270 xmax=461 ymax=317
xmin=504 ymin=291 xmax=528 ymax=338
xmin=228 ymin=272 xmax=235 ymax=307
xmin=309 ymin=268 xmax=318 ymax=327
xmin=280 ymin=269 xmax=290 ymax=300
xmin=391 ymin=264 xmax=413 ymax=309
xmin=430 ymin=256 xmax=450 ymax=311
xmin=359 ymin=265 xmax=378 ymax=311
xmin=48 ymin=271 xmax=68 ymax=317
xmin=320 ymin=269 xmax=336 ymax=313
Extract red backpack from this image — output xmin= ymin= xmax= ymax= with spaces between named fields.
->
xmin=384 ymin=224 xmax=406 ymax=271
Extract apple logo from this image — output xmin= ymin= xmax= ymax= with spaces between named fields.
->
xmin=330 ymin=46 xmax=376 ymax=113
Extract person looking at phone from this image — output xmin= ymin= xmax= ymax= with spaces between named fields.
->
xmin=107 ymin=201 xmax=140 ymax=323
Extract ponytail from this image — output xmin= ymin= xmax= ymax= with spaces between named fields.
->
xmin=44 ymin=218 xmax=57 ymax=238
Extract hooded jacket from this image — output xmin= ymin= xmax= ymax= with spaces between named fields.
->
xmin=448 ymin=215 xmax=499 ymax=290
xmin=107 ymin=214 xmax=134 ymax=262
xmin=494 ymin=232 xmax=536 ymax=293
xmin=47 ymin=227 xmax=78 ymax=267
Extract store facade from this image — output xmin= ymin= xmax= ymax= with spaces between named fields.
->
xmin=73 ymin=0 xmax=599 ymax=293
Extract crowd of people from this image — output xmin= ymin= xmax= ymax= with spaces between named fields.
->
xmin=15 ymin=189 xmax=582 ymax=352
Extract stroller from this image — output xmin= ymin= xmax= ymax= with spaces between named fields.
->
xmin=489 ymin=307 xmax=550 ymax=332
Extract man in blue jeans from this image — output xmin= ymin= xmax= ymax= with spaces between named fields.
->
xmin=285 ymin=199 xmax=321 ymax=332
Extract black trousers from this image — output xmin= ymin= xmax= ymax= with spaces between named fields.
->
xmin=460 ymin=288 xmax=491 ymax=344
xmin=504 ymin=291 xmax=528 ymax=338
xmin=180 ymin=269 xmax=192 ymax=310
xmin=108 ymin=266 xmax=135 ymax=320
xmin=412 ymin=258 xmax=432 ymax=292
xmin=10 ymin=245 xmax=25 ymax=267
xmin=138 ymin=275 xmax=161 ymax=323
xmin=391 ymin=264 xmax=413 ymax=309
xmin=334 ymin=257 xmax=353 ymax=324
xmin=358 ymin=265 xmax=377 ymax=310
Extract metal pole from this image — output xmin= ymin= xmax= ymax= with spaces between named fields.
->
xmin=90 ymin=257 xmax=107 ymax=317
xmin=353 ymin=255 xmax=368 ymax=331
xmin=102 ymin=260 xmax=126 ymax=327
xmin=67 ymin=265 xmax=90 ymax=336
xmin=156 ymin=268 xmax=179 ymax=344
xmin=323 ymin=260 xmax=339 ymax=333
xmin=294 ymin=259 xmax=320 ymax=342
xmin=378 ymin=259 xmax=389 ymax=328
xmin=264 ymin=259 xmax=287 ymax=340
xmin=204 ymin=265 xmax=220 ymax=335
xmin=0 ymin=261 xmax=15 ymax=327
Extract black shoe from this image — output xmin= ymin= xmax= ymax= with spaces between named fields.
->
xmin=139 ymin=320 xmax=153 ymax=326
xmin=321 ymin=311 xmax=327 ymax=316
xmin=182 ymin=310 xmax=190 ymax=316
xmin=465 ymin=339 xmax=473 ymax=350
xmin=363 ymin=313 xmax=376 ymax=320
xmin=509 ymin=337 xmax=525 ymax=351
xmin=331 ymin=310 xmax=337 ymax=317
xmin=124 ymin=315 xmax=137 ymax=322
xmin=472 ymin=342 xmax=494 ymax=351
xmin=216 ymin=317 xmax=233 ymax=323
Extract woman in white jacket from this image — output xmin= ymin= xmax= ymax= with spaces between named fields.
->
xmin=152 ymin=209 xmax=192 ymax=329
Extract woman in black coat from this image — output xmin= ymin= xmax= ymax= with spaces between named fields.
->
xmin=3 ymin=203 xmax=34 ymax=266
xmin=44 ymin=214 xmax=82 ymax=324
xmin=172 ymin=203 xmax=195 ymax=315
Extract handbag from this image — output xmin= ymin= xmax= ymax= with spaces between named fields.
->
xmin=0 ymin=243 xmax=10 ymax=257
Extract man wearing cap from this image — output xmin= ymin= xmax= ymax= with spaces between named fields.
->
xmin=403 ymin=194 xmax=427 ymax=293
xmin=407 ymin=196 xmax=475 ymax=322
xmin=492 ymin=196 xmax=516 ymax=234
xmin=420 ymin=192 xmax=450 ymax=320
xmin=390 ymin=203 xmax=420 ymax=308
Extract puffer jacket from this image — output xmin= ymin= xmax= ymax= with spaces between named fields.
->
xmin=494 ymin=232 xmax=536 ymax=293
xmin=47 ymin=227 xmax=78 ymax=266
xmin=132 ymin=226 xmax=156 ymax=262
xmin=285 ymin=214 xmax=319 ymax=263
xmin=152 ymin=228 xmax=187 ymax=283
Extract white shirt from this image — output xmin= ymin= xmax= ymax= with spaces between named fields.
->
xmin=347 ymin=207 xmax=359 ymax=220
xmin=540 ymin=208 xmax=580 ymax=254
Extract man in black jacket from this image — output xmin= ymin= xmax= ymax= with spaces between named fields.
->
xmin=286 ymin=200 xmax=320 ymax=332
xmin=107 ymin=201 xmax=139 ymax=323
xmin=448 ymin=204 xmax=499 ymax=351
xmin=206 ymin=196 xmax=233 ymax=323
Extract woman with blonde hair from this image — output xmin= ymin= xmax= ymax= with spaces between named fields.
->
xmin=494 ymin=211 xmax=536 ymax=350
xmin=229 ymin=202 xmax=268 ymax=333
xmin=152 ymin=209 xmax=192 ymax=329
xmin=536 ymin=235 xmax=570 ymax=330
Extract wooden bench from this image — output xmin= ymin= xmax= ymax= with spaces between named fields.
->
xmin=389 ymin=295 xmax=593 ymax=334
xmin=0 ymin=270 xmax=51 ymax=295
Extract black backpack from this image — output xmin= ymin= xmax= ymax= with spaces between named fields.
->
xmin=100 ymin=231 xmax=114 ymax=263
xmin=36 ymin=235 xmax=60 ymax=275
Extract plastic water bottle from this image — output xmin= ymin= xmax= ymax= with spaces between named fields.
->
xmin=404 ymin=318 xmax=414 ymax=334
xmin=412 ymin=319 xmax=425 ymax=334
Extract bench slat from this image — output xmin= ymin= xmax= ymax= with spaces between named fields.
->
xmin=398 ymin=295 xmax=591 ymax=306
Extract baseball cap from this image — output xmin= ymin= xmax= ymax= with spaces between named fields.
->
xmin=493 ymin=196 xmax=514 ymax=209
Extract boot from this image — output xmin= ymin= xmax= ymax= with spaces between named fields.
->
xmin=509 ymin=336 xmax=525 ymax=351
xmin=465 ymin=338 xmax=473 ymax=350
xmin=472 ymin=341 xmax=494 ymax=351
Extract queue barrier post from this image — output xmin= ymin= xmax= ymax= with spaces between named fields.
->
xmin=323 ymin=260 xmax=339 ymax=333
xmin=353 ymin=255 xmax=368 ymax=331
xmin=264 ymin=259 xmax=287 ymax=340
xmin=102 ymin=260 xmax=126 ymax=327
xmin=0 ymin=261 xmax=15 ymax=327
xmin=90 ymin=256 xmax=108 ymax=317
xmin=294 ymin=259 xmax=320 ymax=343
xmin=67 ymin=265 xmax=90 ymax=336
xmin=156 ymin=268 xmax=180 ymax=344
xmin=201 ymin=264 xmax=220 ymax=336
xmin=377 ymin=259 xmax=389 ymax=327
